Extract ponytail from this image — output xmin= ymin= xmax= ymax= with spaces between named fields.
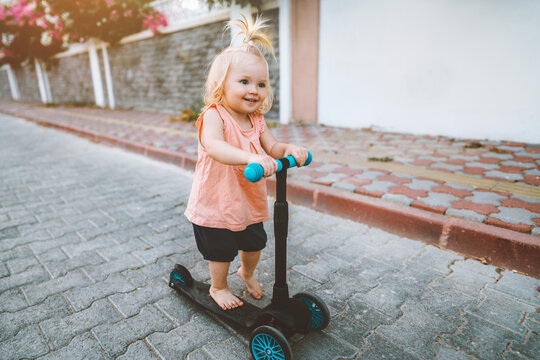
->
xmin=227 ymin=15 xmax=275 ymax=58
xmin=204 ymin=15 xmax=275 ymax=114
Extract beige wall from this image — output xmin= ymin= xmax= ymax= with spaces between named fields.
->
xmin=291 ymin=0 xmax=319 ymax=124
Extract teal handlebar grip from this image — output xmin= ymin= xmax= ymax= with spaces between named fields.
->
xmin=244 ymin=151 xmax=312 ymax=183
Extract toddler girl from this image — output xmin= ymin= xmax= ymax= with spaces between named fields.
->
xmin=184 ymin=15 xmax=308 ymax=311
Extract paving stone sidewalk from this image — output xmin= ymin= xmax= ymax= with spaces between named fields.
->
xmin=1 ymin=113 xmax=539 ymax=359
xmin=0 ymin=100 xmax=538 ymax=236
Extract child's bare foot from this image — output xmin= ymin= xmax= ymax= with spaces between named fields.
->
xmin=237 ymin=268 xmax=263 ymax=299
xmin=209 ymin=286 xmax=243 ymax=310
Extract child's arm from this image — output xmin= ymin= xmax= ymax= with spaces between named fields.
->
xmin=201 ymin=108 xmax=278 ymax=176
xmin=260 ymin=127 xmax=309 ymax=166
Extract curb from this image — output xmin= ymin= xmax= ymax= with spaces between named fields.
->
xmin=5 ymin=110 xmax=540 ymax=278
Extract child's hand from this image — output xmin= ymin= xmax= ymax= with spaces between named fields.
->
xmin=248 ymin=154 xmax=278 ymax=177
xmin=284 ymin=145 xmax=309 ymax=167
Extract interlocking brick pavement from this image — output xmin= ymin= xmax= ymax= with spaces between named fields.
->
xmin=1 ymin=113 xmax=539 ymax=359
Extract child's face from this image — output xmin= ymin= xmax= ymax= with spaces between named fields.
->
xmin=222 ymin=53 xmax=268 ymax=117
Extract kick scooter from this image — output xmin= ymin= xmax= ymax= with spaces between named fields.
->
xmin=169 ymin=152 xmax=330 ymax=360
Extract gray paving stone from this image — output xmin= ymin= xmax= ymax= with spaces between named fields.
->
xmin=0 ymin=294 xmax=70 ymax=342
xmin=83 ymin=253 xmax=143 ymax=282
xmin=44 ymin=251 xmax=105 ymax=279
xmin=501 ymin=160 xmax=537 ymax=168
xmin=482 ymin=152 xmax=515 ymax=159
xmin=407 ymin=179 xmax=440 ymax=191
xmin=489 ymin=207 xmax=536 ymax=225
xmin=0 ymin=244 xmax=33 ymax=262
xmin=109 ymin=280 xmax=170 ymax=317
xmin=121 ymin=256 xmax=176 ymax=287
xmin=421 ymin=192 xmax=459 ymax=207
xmin=432 ymin=162 xmax=464 ymax=171
xmin=202 ymin=336 xmax=250 ymax=360
xmin=37 ymin=332 xmax=107 ymax=360
xmin=353 ymin=277 xmax=423 ymax=319
xmin=362 ymin=237 xmax=426 ymax=268
xmin=407 ymin=289 xmax=475 ymax=327
xmin=292 ymin=253 xmax=351 ymax=283
xmin=487 ymin=270 xmax=540 ymax=306
xmin=154 ymin=293 xmax=198 ymax=326
xmin=147 ymin=313 xmax=230 ymax=359
xmin=0 ymin=265 xmax=49 ymax=291
xmin=65 ymin=273 xmax=136 ymax=311
xmin=446 ymin=208 xmax=487 ymax=222
xmin=356 ymin=333 xmax=419 ymax=360
xmin=432 ymin=343 xmax=471 ymax=360
xmin=441 ymin=312 xmax=523 ymax=359
xmin=117 ymin=340 xmax=160 ymax=360
xmin=293 ymin=330 xmax=359 ymax=360
xmin=355 ymin=169 xmax=388 ymax=180
xmin=6 ymin=255 xmax=40 ymax=274
xmin=0 ymin=261 xmax=8 ymax=278
xmin=485 ymin=170 xmax=524 ymax=181
xmin=465 ymin=191 xmax=507 ymax=205
xmin=362 ymin=180 xmax=396 ymax=193
xmin=381 ymin=193 xmax=414 ymax=206
xmin=22 ymin=270 xmax=92 ymax=305
xmin=331 ymin=181 xmax=357 ymax=191
xmin=524 ymin=168 xmax=540 ymax=176
xmin=92 ymin=305 xmax=174 ymax=358
xmin=0 ymin=325 xmax=49 ymax=360
xmin=62 ymin=235 xmax=116 ymax=257
xmin=465 ymin=162 xmax=499 ymax=170
xmin=508 ymin=319 xmax=540 ymax=359
xmin=40 ymin=299 xmax=123 ymax=350
xmin=376 ymin=304 xmax=456 ymax=359
xmin=466 ymin=288 xmax=535 ymax=335
xmin=0 ymin=288 xmax=28 ymax=312
xmin=131 ymin=240 xmax=179 ymax=264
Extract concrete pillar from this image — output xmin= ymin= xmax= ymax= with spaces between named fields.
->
xmin=291 ymin=0 xmax=319 ymax=124
xmin=5 ymin=64 xmax=20 ymax=100
xmin=34 ymin=58 xmax=52 ymax=104
xmin=279 ymin=0 xmax=292 ymax=124
xmin=89 ymin=39 xmax=106 ymax=107
xmin=101 ymin=43 xmax=116 ymax=109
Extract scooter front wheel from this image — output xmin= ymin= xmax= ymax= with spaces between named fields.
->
xmin=293 ymin=292 xmax=330 ymax=330
xmin=250 ymin=325 xmax=292 ymax=360
xmin=169 ymin=264 xmax=193 ymax=288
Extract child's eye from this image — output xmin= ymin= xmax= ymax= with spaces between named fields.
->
xmin=240 ymin=80 xmax=248 ymax=85
xmin=258 ymin=83 xmax=266 ymax=88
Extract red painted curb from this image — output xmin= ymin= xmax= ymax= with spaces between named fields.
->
xmin=4 ymin=110 xmax=540 ymax=278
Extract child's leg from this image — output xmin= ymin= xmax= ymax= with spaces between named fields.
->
xmin=209 ymin=261 xmax=244 ymax=310
xmin=237 ymin=250 xmax=263 ymax=299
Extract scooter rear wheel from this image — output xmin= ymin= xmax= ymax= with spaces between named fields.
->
xmin=293 ymin=292 xmax=330 ymax=330
xmin=169 ymin=264 xmax=193 ymax=288
xmin=250 ymin=325 xmax=292 ymax=360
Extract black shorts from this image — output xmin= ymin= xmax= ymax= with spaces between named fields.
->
xmin=192 ymin=222 xmax=267 ymax=262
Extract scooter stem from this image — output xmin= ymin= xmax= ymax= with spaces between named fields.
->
xmin=272 ymin=160 xmax=289 ymax=305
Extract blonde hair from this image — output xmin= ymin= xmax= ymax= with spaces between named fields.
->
xmin=204 ymin=15 xmax=275 ymax=114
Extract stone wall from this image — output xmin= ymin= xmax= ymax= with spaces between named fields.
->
xmin=46 ymin=53 xmax=95 ymax=105
xmin=2 ymin=8 xmax=280 ymax=120
xmin=14 ymin=63 xmax=41 ymax=102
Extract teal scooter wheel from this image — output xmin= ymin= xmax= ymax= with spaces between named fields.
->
xmin=250 ymin=325 xmax=292 ymax=360
xmin=169 ymin=264 xmax=193 ymax=288
xmin=293 ymin=292 xmax=330 ymax=330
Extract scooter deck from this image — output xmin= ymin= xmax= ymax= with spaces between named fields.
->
xmin=171 ymin=279 xmax=261 ymax=328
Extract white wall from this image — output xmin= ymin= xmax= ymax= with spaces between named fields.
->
xmin=319 ymin=0 xmax=540 ymax=143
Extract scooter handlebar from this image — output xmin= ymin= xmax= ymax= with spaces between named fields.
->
xmin=244 ymin=151 xmax=312 ymax=183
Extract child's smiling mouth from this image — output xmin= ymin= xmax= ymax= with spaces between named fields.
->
xmin=243 ymin=98 xmax=258 ymax=103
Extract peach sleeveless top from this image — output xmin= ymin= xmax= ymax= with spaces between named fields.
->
xmin=184 ymin=104 xmax=269 ymax=231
